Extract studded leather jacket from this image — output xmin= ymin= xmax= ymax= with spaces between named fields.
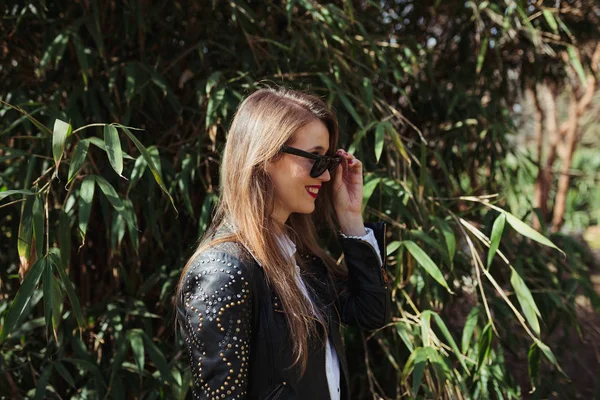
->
xmin=177 ymin=221 xmax=390 ymax=399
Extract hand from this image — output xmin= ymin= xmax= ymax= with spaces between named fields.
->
xmin=332 ymin=149 xmax=366 ymax=235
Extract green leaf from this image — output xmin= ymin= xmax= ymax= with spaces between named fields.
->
xmin=476 ymin=322 xmax=493 ymax=372
xmin=528 ymin=342 xmax=540 ymax=391
xmin=385 ymin=122 xmax=411 ymax=165
xmin=51 ymin=250 xmax=85 ymax=329
xmin=567 ymin=45 xmax=587 ymax=89
xmin=435 ymin=218 xmax=456 ymax=262
xmin=51 ymin=277 xmax=62 ymax=340
xmin=18 ymin=195 xmax=35 ymax=266
xmin=374 ymin=122 xmax=385 ymax=163
xmin=337 ymin=90 xmax=363 ymax=128
xmin=63 ymin=357 xmax=106 ymax=396
xmin=402 ymin=347 xmax=428 ymax=396
xmin=33 ymin=364 xmax=53 ymax=400
xmin=0 ymin=189 xmax=34 ymax=201
xmin=94 ymin=175 xmax=136 ymax=229
xmin=487 ymin=213 xmax=506 ymax=268
xmin=430 ymin=311 xmax=469 ymax=372
xmin=403 ymin=240 xmax=452 ymax=293
xmin=542 ymin=9 xmax=559 ymax=34
xmin=59 ymin=211 xmax=71 ymax=269
xmin=68 ymin=140 xmax=90 ymax=184
xmin=32 ymin=195 xmax=44 ymax=257
xmin=54 ymin=362 xmax=76 ymax=388
xmin=510 ymin=267 xmax=541 ymax=336
xmin=461 ymin=306 xmax=480 ymax=354
xmin=117 ymin=125 xmax=176 ymax=212
xmin=141 ymin=331 xmax=175 ymax=385
xmin=52 ymin=119 xmax=72 ymax=170
xmin=78 ymin=176 xmax=95 ymax=240
xmin=42 ymin=257 xmax=53 ymax=340
xmin=0 ymin=258 xmax=47 ymax=343
xmin=535 ymin=339 xmax=566 ymax=376
xmin=362 ymin=176 xmax=380 ymax=212
xmin=386 ymin=241 xmax=401 ymax=256
xmin=476 ymin=36 xmax=489 ymax=75
xmin=504 ymin=212 xmax=564 ymax=255
xmin=128 ymin=330 xmax=145 ymax=372
xmin=104 ymin=125 xmax=124 ymax=177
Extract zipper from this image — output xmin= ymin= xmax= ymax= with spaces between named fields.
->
xmin=357 ymin=229 xmax=388 ymax=286
xmin=263 ymin=382 xmax=287 ymax=400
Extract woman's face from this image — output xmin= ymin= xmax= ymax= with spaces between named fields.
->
xmin=266 ymin=119 xmax=332 ymax=225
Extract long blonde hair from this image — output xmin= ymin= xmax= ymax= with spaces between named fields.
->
xmin=177 ymin=87 xmax=346 ymax=374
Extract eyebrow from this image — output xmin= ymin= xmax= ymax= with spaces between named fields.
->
xmin=308 ymin=145 xmax=328 ymax=152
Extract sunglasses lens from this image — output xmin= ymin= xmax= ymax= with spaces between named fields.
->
xmin=310 ymin=158 xmax=328 ymax=178
xmin=310 ymin=156 xmax=342 ymax=178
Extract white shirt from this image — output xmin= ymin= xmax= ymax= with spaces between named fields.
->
xmin=276 ymin=228 xmax=382 ymax=400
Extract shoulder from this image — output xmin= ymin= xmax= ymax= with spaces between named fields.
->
xmin=179 ymin=241 xmax=258 ymax=300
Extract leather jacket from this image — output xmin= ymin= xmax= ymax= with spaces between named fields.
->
xmin=177 ymin=221 xmax=390 ymax=399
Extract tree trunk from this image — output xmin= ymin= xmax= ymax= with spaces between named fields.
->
xmin=550 ymin=43 xmax=600 ymax=232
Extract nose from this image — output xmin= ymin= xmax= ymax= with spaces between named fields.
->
xmin=317 ymin=169 xmax=331 ymax=182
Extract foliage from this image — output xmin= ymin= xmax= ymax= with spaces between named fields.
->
xmin=1 ymin=0 xmax=599 ymax=398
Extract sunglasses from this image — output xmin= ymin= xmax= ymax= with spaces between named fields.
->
xmin=280 ymin=145 xmax=343 ymax=178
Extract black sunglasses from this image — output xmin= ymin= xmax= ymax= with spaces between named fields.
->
xmin=280 ymin=145 xmax=343 ymax=178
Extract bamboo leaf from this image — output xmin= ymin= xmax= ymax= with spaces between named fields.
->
xmin=128 ymin=330 xmax=145 ymax=372
xmin=476 ymin=322 xmax=493 ymax=372
xmin=59 ymin=211 xmax=71 ymax=269
xmin=528 ymin=342 xmax=540 ymax=392
xmin=0 ymin=258 xmax=46 ymax=343
xmin=487 ymin=213 xmax=506 ymax=268
xmin=476 ymin=36 xmax=489 ymax=75
xmin=68 ymin=139 xmax=90 ymax=184
xmin=51 ymin=277 xmax=62 ymax=341
xmin=104 ymin=125 xmax=124 ymax=177
xmin=141 ymin=331 xmax=175 ymax=385
xmin=362 ymin=176 xmax=380 ymax=212
xmin=374 ymin=122 xmax=385 ymax=163
xmin=542 ymin=10 xmax=559 ymax=34
xmin=33 ymin=364 xmax=53 ymax=400
xmin=52 ymin=253 xmax=85 ymax=329
xmin=18 ymin=195 xmax=35 ymax=270
xmin=567 ymin=45 xmax=587 ymax=88
xmin=461 ymin=306 xmax=480 ymax=354
xmin=94 ymin=175 xmax=136 ymax=229
xmin=42 ymin=257 xmax=53 ymax=340
xmin=430 ymin=311 xmax=469 ymax=372
xmin=78 ymin=176 xmax=95 ymax=240
xmin=0 ymin=189 xmax=34 ymax=201
xmin=385 ymin=122 xmax=411 ymax=165
xmin=52 ymin=119 xmax=72 ymax=171
xmin=54 ymin=362 xmax=76 ymax=388
xmin=32 ymin=195 xmax=44 ymax=257
xmin=337 ymin=90 xmax=363 ymax=128
xmin=535 ymin=339 xmax=566 ymax=376
xmin=116 ymin=125 xmax=176 ymax=212
xmin=510 ymin=267 xmax=541 ymax=336
xmin=402 ymin=240 xmax=452 ymax=293
xmin=504 ymin=212 xmax=564 ymax=255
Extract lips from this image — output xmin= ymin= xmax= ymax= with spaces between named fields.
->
xmin=305 ymin=185 xmax=321 ymax=199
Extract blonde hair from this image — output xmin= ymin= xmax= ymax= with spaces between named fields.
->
xmin=177 ymin=87 xmax=345 ymax=375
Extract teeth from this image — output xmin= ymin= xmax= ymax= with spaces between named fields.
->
xmin=306 ymin=187 xmax=319 ymax=194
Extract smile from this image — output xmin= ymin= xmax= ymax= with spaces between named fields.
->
xmin=305 ymin=185 xmax=320 ymax=198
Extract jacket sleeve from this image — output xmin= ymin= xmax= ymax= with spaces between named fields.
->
xmin=335 ymin=221 xmax=391 ymax=330
xmin=177 ymin=251 xmax=253 ymax=399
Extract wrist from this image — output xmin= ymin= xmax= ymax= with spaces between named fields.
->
xmin=337 ymin=213 xmax=366 ymax=236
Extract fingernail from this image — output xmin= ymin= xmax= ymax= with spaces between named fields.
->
xmin=349 ymin=160 xmax=354 ymax=164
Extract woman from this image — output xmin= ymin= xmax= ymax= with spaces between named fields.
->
xmin=176 ymin=87 xmax=391 ymax=399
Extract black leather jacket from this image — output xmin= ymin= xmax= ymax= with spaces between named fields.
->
xmin=177 ymin=221 xmax=390 ymax=399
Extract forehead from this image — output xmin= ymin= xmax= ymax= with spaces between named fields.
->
xmin=288 ymin=120 xmax=330 ymax=151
